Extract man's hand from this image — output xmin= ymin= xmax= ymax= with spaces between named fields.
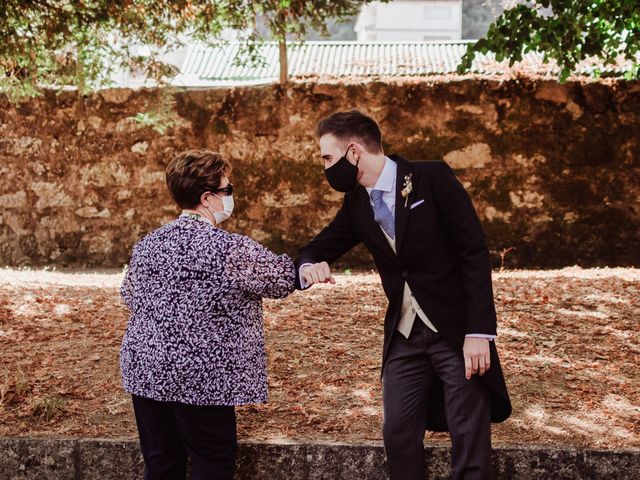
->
xmin=301 ymin=262 xmax=335 ymax=286
xmin=463 ymin=337 xmax=491 ymax=380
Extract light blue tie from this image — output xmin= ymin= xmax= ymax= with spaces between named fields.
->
xmin=370 ymin=189 xmax=395 ymax=240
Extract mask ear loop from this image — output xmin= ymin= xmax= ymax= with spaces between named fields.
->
xmin=207 ymin=192 xmax=223 ymax=214
xmin=345 ymin=144 xmax=359 ymax=168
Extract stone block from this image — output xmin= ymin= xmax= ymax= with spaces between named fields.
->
xmin=0 ymin=192 xmax=27 ymax=209
xmin=305 ymin=443 xmax=388 ymax=480
xmin=444 ymin=143 xmax=492 ymax=169
xmin=0 ymin=438 xmax=76 ymax=480
xmin=535 ymin=82 xmax=570 ymax=104
xmin=31 ymin=183 xmax=74 ymax=209
xmin=236 ymin=441 xmax=307 ymax=480
xmin=493 ymin=446 xmax=640 ymax=480
xmin=99 ymin=89 xmax=133 ymax=105
xmin=0 ymin=439 xmax=639 ymax=479
xmin=0 ymin=137 xmax=43 ymax=156
xmin=131 ymin=141 xmax=149 ymax=154
xmin=80 ymin=163 xmax=131 ymax=188
xmin=424 ymin=445 xmax=451 ymax=480
xmin=76 ymin=438 xmax=143 ymax=480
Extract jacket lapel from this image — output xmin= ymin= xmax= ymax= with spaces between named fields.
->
xmin=392 ymin=155 xmax=417 ymax=254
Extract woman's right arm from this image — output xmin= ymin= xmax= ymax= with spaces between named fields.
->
xmin=225 ymin=236 xmax=296 ymax=299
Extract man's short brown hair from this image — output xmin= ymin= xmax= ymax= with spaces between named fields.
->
xmin=165 ymin=150 xmax=231 ymax=209
xmin=316 ymin=110 xmax=383 ymax=154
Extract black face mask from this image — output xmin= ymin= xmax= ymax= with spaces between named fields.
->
xmin=324 ymin=146 xmax=360 ymax=192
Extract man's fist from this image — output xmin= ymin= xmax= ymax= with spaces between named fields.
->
xmin=463 ymin=337 xmax=491 ymax=380
xmin=301 ymin=262 xmax=335 ymax=286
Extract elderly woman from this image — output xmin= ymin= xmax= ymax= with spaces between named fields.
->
xmin=120 ymin=149 xmax=295 ymax=480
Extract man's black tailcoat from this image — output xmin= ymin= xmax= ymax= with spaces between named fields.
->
xmin=295 ymin=155 xmax=511 ymax=431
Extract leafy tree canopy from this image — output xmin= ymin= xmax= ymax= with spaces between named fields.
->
xmin=458 ymin=0 xmax=640 ymax=81
xmin=1 ymin=1 xmax=254 ymax=98
xmin=0 ymin=0 xmax=374 ymax=97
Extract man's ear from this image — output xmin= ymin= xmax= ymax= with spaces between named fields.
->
xmin=350 ymin=142 xmax=363 ymax=163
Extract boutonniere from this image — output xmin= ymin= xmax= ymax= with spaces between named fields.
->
xmin=401 ymin=174 xmax=413 ymax=207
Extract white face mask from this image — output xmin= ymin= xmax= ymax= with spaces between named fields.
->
xmin=210 ymin=193 xmax=234 ymax=224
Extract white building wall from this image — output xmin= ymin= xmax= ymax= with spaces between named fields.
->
xmin=355 ymin=1 xmax=462 ymax=41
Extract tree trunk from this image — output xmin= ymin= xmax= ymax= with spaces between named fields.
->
xmin=279 ymin=38 xmax=288 ymax=85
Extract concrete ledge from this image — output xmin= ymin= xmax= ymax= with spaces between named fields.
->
xmin=1 ymin=437 xmax=638 ymax=479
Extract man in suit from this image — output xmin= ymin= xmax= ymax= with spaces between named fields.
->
xmin=296 ymin=110 xmax=511 ymax=480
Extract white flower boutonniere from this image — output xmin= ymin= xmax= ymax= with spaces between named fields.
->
xmin=401 ymin=174 xmax=413 ymax=207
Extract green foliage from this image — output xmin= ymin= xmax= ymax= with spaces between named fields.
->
xmin=458 ymin=0 xmax=640 ymax=81
xmin=130 ymin=88 xmax=185 ymax=134
xmin=0 ymin=1 xmax=255 ymax=99
xmin=131 ymin=111 xmax=170 ymax=135
xmin=0 ymin=1 xmax=377 ymax=98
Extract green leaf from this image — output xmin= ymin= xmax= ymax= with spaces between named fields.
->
xmin=463 ymin=0 xmax=637 ymax=82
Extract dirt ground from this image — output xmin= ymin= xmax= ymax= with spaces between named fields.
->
xmin=0 ymin=267 xmax=638 ymax=449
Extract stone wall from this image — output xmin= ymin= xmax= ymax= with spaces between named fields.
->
xmin=0 ymin=79 xmax=638 ymax=268
xmin=2 ymin=438 xmax=639 ymax=480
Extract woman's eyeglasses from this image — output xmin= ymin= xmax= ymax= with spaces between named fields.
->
xmin=213 ymin=184 xmax=233 ymax=195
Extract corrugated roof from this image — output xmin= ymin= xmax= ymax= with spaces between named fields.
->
xmin=173 ymin=40 xmax=636 ymax=86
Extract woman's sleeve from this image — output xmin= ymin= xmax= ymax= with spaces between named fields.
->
xmin=225 ymin=235 xmax=296 ymax=299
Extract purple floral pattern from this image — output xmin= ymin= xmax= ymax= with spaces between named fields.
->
xmin=120 ymin=215 xmax=295 ymax=406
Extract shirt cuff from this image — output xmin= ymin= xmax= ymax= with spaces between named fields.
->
xmin=299 ymin=263 xmax=313 ymax=289
xmin=465 ymin=334 xmax=496 ymax=341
